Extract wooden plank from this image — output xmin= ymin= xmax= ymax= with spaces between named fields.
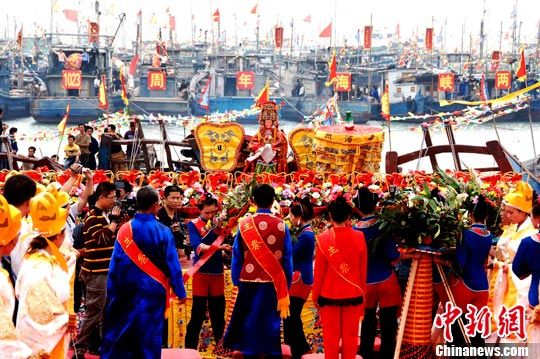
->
xmin=393 ymin=256 xmax=419 ymax=359
xmin=485 ymin=140 xmax=513 ymax=173
xmin=158 ymin=119 xmax=174 ymax=171
xmin=422 ymin=126 xmax=439 ymax=171
xmin=135 ymin=118 xmax=151 ymax=171
xmin=443 ymin=121 xmax=463 ymax=171
xmin=396 ymin=144 xmax=491 ymax=168
xmin=385 ymin=151 xmax=399 ymax=173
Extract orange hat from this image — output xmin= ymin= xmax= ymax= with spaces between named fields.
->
xmin=0 ymin=194 xmax=22 ymax=246
xmin=46 ymin=183 xmax=70 ymax=208
xmin=29 ymin=192 xmax=68 ymax=237
xmin=503 ymin=181 xmax=533 ymax=214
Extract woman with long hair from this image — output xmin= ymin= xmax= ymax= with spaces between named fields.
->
xmin=313 ymin=196 xmax=367 ymax=359
xmin=283 ymin=197 xmax=315 ymax=359
xmin=15 ymin=191 xmax=76 ymax=358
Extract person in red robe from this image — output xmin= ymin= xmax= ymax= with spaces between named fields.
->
xmin=312 ymin=196 xmax=367 ymax=359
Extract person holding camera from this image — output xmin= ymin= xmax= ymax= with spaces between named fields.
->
xmin=156 ymin=185 xmax=188 ymax=348
xmin=157 ymin=185 xmax=187 ymax=252
xmin=73 ymin=182 xmax=121 ymax=359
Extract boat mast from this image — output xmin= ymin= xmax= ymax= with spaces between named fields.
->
xmin=479 ymin=0 xmax=486 ymax=60
xmin=255 ymin=0 xmax=260 ymax=53
xmin=511 ymin=0 xmax=518 ymax=56
xmin=367 ymin=13 xmax=372 ymax=89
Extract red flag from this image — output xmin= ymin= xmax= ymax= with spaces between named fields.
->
xmin=212 ymin=9 xmax=220 ymax=22
xmin=480 ymin=74 xmax=489 ymax=102
xmin=425 ymin=28 xmax=433 ymax=51
xmin=63 ymin=9 xmax=79 ymax=22
xmin=381 ymin=85 xmax=390 ymax=121
xmin=120 ymin=69 xmax=129 ymax=106
xmin=17 ymin=27 xmax=23 ymax=49
xmin=128 ymin=54 xmax=140 ymax=76
xmin=516 ymin=48 xmax=526 ymax=82
xmin=88 ymin=22 xmax=99 ymax=43
xmin=57 ymin=104 xmax=70 ymax=134
xmin=303 ymin=15 xmax=311 ymax=23
xmin=98 ymin=75 xmax=108 ymax=110
xmin=325 ymin=51 xmax=337 ymax=86
xmin=319 ymin=22 xmax=332 ymax=38
xmin=364 ymin=26 xmax=372 ymax=49
xmin=251 ymin=4 xmax=257 ymax=14
xmin=169 ymin=15 xmax=176 ymax=31
xmin=275 ymin=27 xmax=284 ymax=48
xmin=490 ymin=51 xmax=501 ymax=71
xmin=254 ymin=83 xmax=269 ymax=108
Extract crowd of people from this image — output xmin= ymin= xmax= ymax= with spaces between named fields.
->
xmin=0 ymin=163 xmax=540 ymax=359
xmin=0 ymin=119 xmax=145 ymax=173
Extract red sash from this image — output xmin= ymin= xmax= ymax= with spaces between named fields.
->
xmin=117 ymin=222 xmax=176 ymax=317
xmin=317 ymin=228 xmax=364 ymax=295
xmin=182 ymin=219 xmax=225 ymax=283
xmin=239 ymin=216 xmax=290 ymax=318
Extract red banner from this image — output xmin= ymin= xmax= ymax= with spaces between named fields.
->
xmin=437 ymin=73 xmax=454 ymax=92
xmin=495 ymin=71 xmax=511 ymax=90
xmin=89 ymin=22 xmax=99 ymax=43
xmin=147 ymin=71 xmax=166 ymax=91
xmin=364 ymin=26 xmax=372 ymax=49
xmin=62 ymin=70 xmax=82 ymax=90
xmin=490 ymin=51 xmax=501 ymax=71
xmin=236 ymin=71 xmax=255 ymax=90
xmin=334 ymin=72 xmax=352 ymax=92
xmin=426 ymin=28 xmax=433 ymax=51
xmin=275 ymin=27 xmax=284 ymax=48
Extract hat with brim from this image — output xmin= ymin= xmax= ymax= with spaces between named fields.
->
xmin=30 ymin=192 xmax=68 ymax=237
xmin=0 ymin=194 xmax=22 ymax=246
xmin=503 ymin=181 xmax=533 ymax=214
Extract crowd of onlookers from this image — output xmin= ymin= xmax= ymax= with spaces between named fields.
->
xmin=0 ymin=119 xmax=144 ymax=173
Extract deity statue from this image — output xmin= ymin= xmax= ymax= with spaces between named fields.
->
xmin=245 ymin=102 xmax=288 ymax=173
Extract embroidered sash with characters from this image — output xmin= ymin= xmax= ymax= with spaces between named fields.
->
xmin=317 ymin=228 xmax=364 ymax=295
xmin=239 ymin=216 xmax=290 ymax=318
xmin=182 ymin=217 xmax=225 ymax=283
xmin=118 ymin=222 xmax=176 ymax=318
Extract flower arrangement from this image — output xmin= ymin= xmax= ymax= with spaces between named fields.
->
xmin=182 ymin=182 xmax=206 ymax=206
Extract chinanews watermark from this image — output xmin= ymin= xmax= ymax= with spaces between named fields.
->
xmin=435 ymin=344 xmax=529 ymax=358
xmin=433 ymin=302 xmax=534 ymax=357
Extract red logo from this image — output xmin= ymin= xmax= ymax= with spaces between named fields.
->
xmin=147 ymin=71 xmax=166 ymax=91
xmin=62 ymin=70 xmax=82 ymax=90
xmin=236 ymin=72 xmax=255 ymax=90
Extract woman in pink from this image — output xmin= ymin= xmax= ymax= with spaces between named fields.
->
xmin=313 ymin=197 xmax=367 ymax=359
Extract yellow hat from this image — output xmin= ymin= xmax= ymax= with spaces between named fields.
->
xmin=0 ymin=194 xmax=22 ymax=246
xmin=503 ymin=181 xmax=533 ymax=214
xmin=46 ymin=183 xmax=70 ymax=207
xmin=30 ymin=192 xmax=68 ymax=237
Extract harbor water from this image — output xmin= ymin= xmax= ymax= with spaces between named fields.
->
xmin=4 ymin=117 xmax=540 ymax=173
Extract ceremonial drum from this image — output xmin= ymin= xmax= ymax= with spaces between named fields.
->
xmin=313 ymin=125 xmax=384 ymax=173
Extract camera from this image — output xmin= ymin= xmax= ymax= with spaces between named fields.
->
xmin=171 ymin=221 xmax=187 ymax=249
xmin=116 ymin=195 xmax=138 ymax=218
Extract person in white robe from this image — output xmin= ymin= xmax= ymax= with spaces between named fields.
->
xmin=16 ymin=191 xmax=76 ymax=358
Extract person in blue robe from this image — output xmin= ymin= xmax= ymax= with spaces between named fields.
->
xmin=223 ymin=184 xmax=293 ymax=358
xmin=101 ymin=186 xmax=186 ymax=359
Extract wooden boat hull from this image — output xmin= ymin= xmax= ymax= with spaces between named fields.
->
xmin=0 ymin=91 xmax=31 ymax=119
xmin=130 ymin=97 xmax=190 ymax=116
xmin=30 ymin=96 xmax=125 ymax=123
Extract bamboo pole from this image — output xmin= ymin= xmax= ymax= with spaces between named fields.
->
xmin=393 ymin=256 xmax=419 ymax=359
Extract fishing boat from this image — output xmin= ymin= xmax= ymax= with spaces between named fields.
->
xmin=30 ymin=32 xmax=124 ymax=124
xmin=0 ymin=54 xmax=31 ymax=120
